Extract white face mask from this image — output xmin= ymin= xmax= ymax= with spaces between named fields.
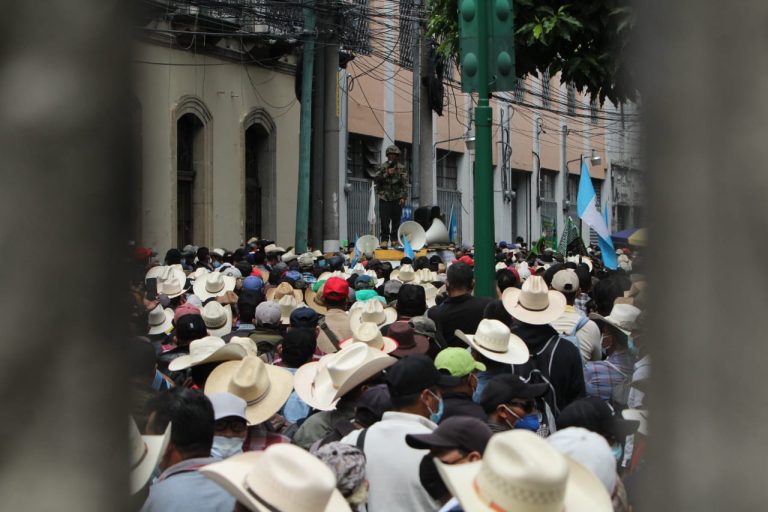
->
xmin=211 ymin=436 xmax=244 ymax=459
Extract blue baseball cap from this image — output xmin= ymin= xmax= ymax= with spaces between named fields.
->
xmin=243 ymin=276 xmax=264 ymax=292
xmin=289 ymin=307 xmax=320 ymax=328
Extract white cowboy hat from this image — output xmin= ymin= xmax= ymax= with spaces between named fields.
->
xmin=193 ymin=272 xmax=236 ymax=301
xmin=298 ymin=252 xmax=316 ymax=267
xmin=317 ymin=270 xmax=349 ymax=282
xmin=158 ymin=276 xmax=188 ymax=299
xmin=416 ymin=268 xmax=438 ymax=284
xmin=589 ymin=303 xmax=641 ymax=336
xmin=147 ymin=305 xmax=173 ymax=335
xmin=348 ymin=300 xmax=397 ymax=332
xmin=436 ymin=430 xmax=612 ymax=512
xmin=200 ymin=445 xmax=350 ymax=512
xmin=311 ymin=250 xmax=324 ymax=258
xmin=189 ymin=267 xmax=210 ymax=282
xmin=266 ymin=282 xmax=304 ymax=303
xmin=228 ymin=336 xmax=259 ymax=357
xmin=340 ymin=322 xmax=399 ymax=354
xmin=168 ymin=336 xmax=246 ymax=372
xmin=421 ymin=282 xmax=439 ymax=308
xmin=205 ymin=355 xmax=294 ymax=425
xmin=201 ymin=302 xmax=233 ymax=338
xmin=130 ymin=417 xmax=170 ymax=495
xmin=622 ymin=408 xmax=648 ymax=436
xmin=278 ymin=294 xmax=301 ymax=325
xmin=390 ymin=264 xmax=419 ymax=284
xmin=495 ymin=262 xmax=507 ymax=271
xmin=456 ymin=319 xmax=529 ymax=365
xmin=502 ymin=275 xmax=566 ymax=325
xmin=281 ymin=248 xmax=298 ymax=263
xmin=351 ymin=263 xmax=366 ymax=275
xmin=362 ymin=269 xmax=385 ymax=287
xmin=264 ymin=244 xmax=286 ymax=255
xmin=145 ymin=265 xmax=167 ymax=282
xmin=293 ymin=343 xmax=396 ymax=411
xmin=515 ymin=261 xmax=532 ymax=281
xmin=567 ymin=255 xmax=593 ymax=272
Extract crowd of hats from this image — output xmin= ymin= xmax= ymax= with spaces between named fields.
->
xmin=128 ymin=237 xmax=647 ymax=512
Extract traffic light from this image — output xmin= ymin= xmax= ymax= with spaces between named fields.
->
xmin=458 ymin=0 xmax=515 ymax=93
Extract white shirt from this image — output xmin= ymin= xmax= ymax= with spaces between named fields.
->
xmin=341 ymin=411 xmax=439 ymax=512
xmin=550 ymin=306 xmax=602 ymax=362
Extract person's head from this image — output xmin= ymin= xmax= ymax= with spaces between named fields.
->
xmin=407 ymin=416 xmax=492 ymax=465
xmin=385 ymin=355 xmax=460 ymax=420
xmin=164 ymin=248 xmax=182 ymax=265
xmin=237 ymin=290 xmax=262 ymax=324
xmin=600 ymin=322 xmax=629 ymax=355
xmin=556 ymin=397 xmax=639 ymax=450
xmin=480 ymin=374 xmax=547 ymax=431
xmin=174 ymin=314 xmax=208 ymax=346
xmin=289 ymin=306 xmax=320 ymax=330
xmin=434 ymin=347 xmax=486 ymax=397
xmin=353 ymin=383 xmax=391 ymax=427
xmin=575 ymin=264 xmax=591 ymax=293
xmin=551 ymin=268 xmax=580 ymax=305
xmin=279 ymin=328 xmax=317 ymax=368
xmin=208 ymin=392 xmax=248 ymax=459
xmin=396 ymin=284 xmax=427 ymax=318
xmin=446 ymin=262 xmax=474 ymax=295
xmin=482 ymin=299 xmax=513 ymax=327
xmin=323 ymin=277 xmax=349 ymax=310
xmin=255 ymin=301 xmax=282 ymax=327
xmin=385 ymin=144 xmax=400 ymax=163
xmin=146 ymin=388 xmax=215 ymax=469
xmin=413 ymin=256 xmax=430 ymax=271
xmin=197 ymin=247 xmax=211 ymax=265
xmin=593 ymin=274 xmax=632 ymax=316
xmin=496 ymin=268 xmax=519 ymax=293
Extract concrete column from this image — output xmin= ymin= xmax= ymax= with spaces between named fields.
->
xmin=0 ymin=0 xmax=127 ymax=509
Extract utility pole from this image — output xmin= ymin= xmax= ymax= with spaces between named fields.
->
xmin=410 ymin=0 xmax=422 ymax=207
xmin=419 ymin=37 xmax=434 ymax=206
xmin=458 ymin=0 xmax=515 ymax=296
xmin=295 ymin=0 xmax=316 ymax=253
xmin=322 ymin=0 xmax=340 ymax=252
xmin=309 ymin=24 xmax=325 ymax=251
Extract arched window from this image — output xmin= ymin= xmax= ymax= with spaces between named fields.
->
xmin=242 ymin=108 xmax=276 ymax=242
xmin=173 ymin=96 xmax=212 ymax=248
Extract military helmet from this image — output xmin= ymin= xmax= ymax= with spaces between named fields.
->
xmin=385 ymin=144 xmax=401 ymax=156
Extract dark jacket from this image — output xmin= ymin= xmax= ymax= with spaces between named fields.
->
xmin=427 ymin=294 xmax=493 ymax=348
xmin=441 ymin=392 xmax=488 ymax=422
xmin=512 ymin=323 xmax=586 ymax=414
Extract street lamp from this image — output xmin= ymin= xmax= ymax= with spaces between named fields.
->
xmin=564 ymin=150 xmax=602 ymax=211
xmin=464 ymin=135 xmax=476 ymax=152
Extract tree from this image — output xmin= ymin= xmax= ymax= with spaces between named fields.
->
xmin=426 ymin=0 xmax=636 ymax=105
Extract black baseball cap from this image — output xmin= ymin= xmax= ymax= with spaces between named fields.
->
xmin=479 ymin=374 xmax=549 ymax=414
xmin=174 ymin=314 xmax=207 ymax=344
xmin=406 ymin=416 xmax=492 ymax=455
xmin=385 ymin=355 xmax=461 ymax=396
xmin=556 ymin=396 xmax=639 ymax=439
xmin=289 ymin=307 xmax=320 ymax=328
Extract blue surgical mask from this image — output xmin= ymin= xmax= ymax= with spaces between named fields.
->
xmin=611 ymin=442 xmax=623 ymax=462
xmin=502 ymin=406 xmax=539 ymax=432
xmin=212 ymin=261 xmax=222 ymax=269
xmin=427 ymin=390 xmax=444 ymax=424
xmin=211 ymin=436 xmax=244 ymax=459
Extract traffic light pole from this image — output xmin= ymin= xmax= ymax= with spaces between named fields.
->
xmin=473 ymin=0 xmax=495 ymax=297
xmin=295 ymin=0 xmax=316 ymax=253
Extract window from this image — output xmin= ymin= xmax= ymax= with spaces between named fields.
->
xmin=514 ymin=77 xmax=525 ymax=103
xmin=436 ymin=150 xmax=459 ymax=190
xmin=541 ymin=70 xmax=551 ymax=109
xmin=541 ymin=170 xmax=557 ymax=200
xmin=590 ymin=99 xmax=599 ymax=125
xmin=177 ymin=113 xmax=203 ymax=248
xmin=347 ymin=134 xmax=381 ymax=178
xmin=567 ymin=83 xmax=576 ymax=115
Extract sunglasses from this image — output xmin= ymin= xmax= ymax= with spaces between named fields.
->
xmin=214 ymin=419 xmax=248 ymax=433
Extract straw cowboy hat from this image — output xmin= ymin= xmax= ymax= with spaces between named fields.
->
xmin=201 ymin=302 xmax=233 ymax=338
xmin=304 ymin=284 xmax=329 ymax=315
xmin=200 ymin=445 xmax=350 ymax=512
xmin=390 ymin=264 xmax=419 ymax=284
xmin=567 ymin=255 xmax=593 ymax=272
xmin=158 ymin=276 xmax=188 ymax=299
xmin=130 ymin=417 xmax=170 ymax=495
xmin=589 ymin=303 xmax=641 ymax=336
xmin=502 ymin=275 xmax=566 ymax=325
xmin=436 ymin=429 xmax=612 ymax=512
xmin=228 ymin=336 xmax=259 ymax=357
xmin=340 ymin=322 xmax=399 ymax=354
xmin=278 ymin=294 xmax=301 ymax=325
xmin=145 ymin=265 xmax=168 ymax=282
xmin=348 ymin=300 xmax=397 ymax=332
xmin=293 ymin=343 xmax=396 ymax=411
xmin=318 ymin=270 xmax=349 ymax=282
xmin=147 ymin=305 xmax=173 ymax=335
xmin=168 ymin=336 xmax=246 ymax=372
xmin=189 ymin=267 xmax=210 ymax=282
xmin=281 ymin=248 xmax=298 ymax=263
xmin=205 ymin=355 xmax=294 ymax=425
xmin=264 ymin=244 xmax=286 ymax=255
xmin=193 ymin=272 xmax=236 ymax=301
xmin=456 ymin=319 xmax=529 ymax=365
xmin=416 ymin=268 xmax=438 ymax=283
xmin=266 ymin=282 xmax=304 ymax=303
xmin=421 ymin=282 xmax=439 ymax=308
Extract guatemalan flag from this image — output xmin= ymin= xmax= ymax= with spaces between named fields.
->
xmin=577 ymin=159 xmax=618 ymax=270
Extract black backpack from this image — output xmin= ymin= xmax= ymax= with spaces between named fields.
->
xmin=512 ymin=335 xmax=564 ymax=423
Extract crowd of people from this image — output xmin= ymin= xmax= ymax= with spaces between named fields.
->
xmin=127 ymin=239 xmax=648 ymax=511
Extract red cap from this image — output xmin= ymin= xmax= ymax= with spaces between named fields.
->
xmin=458 ymin=255 xmax=475 ymax=267
xmin=323 ymin=277 xmax=349 ymax=301
xmin=173 ymin=303 xmax=201 ymax=324
xmin=134 ymin=247 xmax=154 ymax=260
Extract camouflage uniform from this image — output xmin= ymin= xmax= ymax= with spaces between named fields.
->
xmin=373 ymin=147 xmax=409 ymax=244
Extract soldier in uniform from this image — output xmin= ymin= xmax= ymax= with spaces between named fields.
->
xmin=373 ymin=144 xmax=409 ymax=247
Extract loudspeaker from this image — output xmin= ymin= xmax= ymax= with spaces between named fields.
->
xmin=356 ymin=235 xmax=379 ymax=256
xmin=397 ymin=221 xmax=427 ymax=251
xmin=425 ymin=218 xmax=450 ymax=246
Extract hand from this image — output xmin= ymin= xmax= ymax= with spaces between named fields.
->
xmin=399 ymin=198 xmax=405 ymax=207
xmin=269 ymin=414 xmax=288 ymax=432
xmin=387 ymin=166 xmax=395 ymax=175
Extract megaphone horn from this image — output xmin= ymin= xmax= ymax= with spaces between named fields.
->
xmin=397 ymin=221 xmax=427 ymax=251
xmin=356 ymin=235 xmax=379 ymax=256
xmin=425 ymin=218 xmax=450 ymax=246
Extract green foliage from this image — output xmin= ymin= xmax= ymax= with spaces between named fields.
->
xmin=427 ymin=0 xmax=636 ymax=104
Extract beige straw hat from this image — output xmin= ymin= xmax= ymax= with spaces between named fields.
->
xmin=340 ymin=322 xmax=399 ymax=354
xmin=455 ymin=319 xmax=529 ymax=365
xmin=168 ymin=336 xmax=245 ymax=372
xmin=129 ymin=418 xmax=170 ymax=495
xmin=501 ymin=275 xmax=566 ymax=325
xmin=348 ymin=299 xmax=397 ymax=332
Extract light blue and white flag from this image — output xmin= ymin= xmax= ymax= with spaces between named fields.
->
xmin=448 ymin=203 xmax=458 ymax=244
xmin=367 ymin=181 xmax=377 ymax=231
xmin=577 ymin=158 xmax=617 ymax=270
